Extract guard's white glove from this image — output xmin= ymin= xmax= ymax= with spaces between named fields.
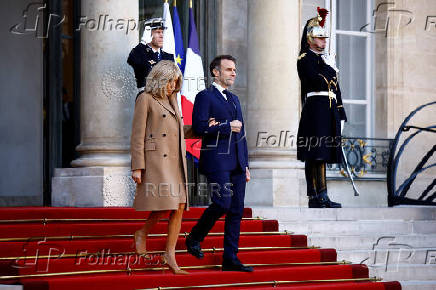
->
xmin=341 ymin=120 xmax=345 ymax=134
xmin=321 ymin=53 xmax=339 ymax=72
xmin=140 ymin=26 xmax=152 ymax=44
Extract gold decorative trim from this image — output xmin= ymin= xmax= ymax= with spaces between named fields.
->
xmin=0 ymin=231 xmax=294 ymax=242
xmin=298 ymin=53 xmax=307 ymax=60
xmin=139 ymin=277 xmax=382 ymax=290
xmin=0 ymin=217 xmax=264 ymax=224
xmin=0 ymin=246 xmax=319 ymax=261
xmin=0 ymin=260 xmax=352 ymax=281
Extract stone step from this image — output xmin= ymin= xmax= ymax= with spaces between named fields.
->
xmin=252 ymin=206 xmax=436 ymax=286
xmin=369 ymin=264 xmax=436 ymax=282
xmin=400 ymin=280 xmax=436 ymax=290
xmin=279 ymin=220 xmax=436 ymax=236
xmin=252 ymin=206 xmax=436 ymax=221
xmin=309 ymin=234 xmax=436 ymax=250
xmin=337 ymin=248 xmax=436 ymax=265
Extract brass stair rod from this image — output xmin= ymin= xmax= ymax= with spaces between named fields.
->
xmin=0 ymin=261 xmax=354 ymax=281
xmin=0 ymin=230 xmax=294 ymax=242
xmin=140 ymin=277 xmax=383 ymax=290
xmin=0 ymin=246 xmax=320 ymax=261
xmin=0 ymin=217 xmax=265 ymax=224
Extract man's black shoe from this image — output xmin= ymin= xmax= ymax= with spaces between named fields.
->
xmin=222 ymin=258 xmax=254 ymax=272
xmin=185 ymin=235 xmax=204 ymax=259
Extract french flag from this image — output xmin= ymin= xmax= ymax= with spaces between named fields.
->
xmin=181 ymin=5 xmax=205 ymax=160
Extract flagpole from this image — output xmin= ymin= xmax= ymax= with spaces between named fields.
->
xmin=329 ymin=0 xmax=333 ymax=54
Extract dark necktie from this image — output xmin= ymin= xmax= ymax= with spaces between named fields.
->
xmin=155 ymin=50 xmax=161 ymax=61
xmin=223 ymin=90 xmax=236 ymax=109
xmin=223 ymin=89 xmax=237 ymax=120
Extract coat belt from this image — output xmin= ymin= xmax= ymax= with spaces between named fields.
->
xmin=306 ymin=91 xmax=337 ymax=108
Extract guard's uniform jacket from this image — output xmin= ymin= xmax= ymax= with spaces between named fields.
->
xmin=296 ymin=49 xmax=347 ymax=163
xmin=127 ymin=43 xmax=174 ymax=91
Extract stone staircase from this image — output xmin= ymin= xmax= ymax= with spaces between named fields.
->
xmin=252 ymin=207 xmax=436 ymax=290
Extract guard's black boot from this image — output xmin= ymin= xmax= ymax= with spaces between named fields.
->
xmin=308 ymin=195 xmax=324 ymax=208
xmin=305 ymin=161 xmax=319 ymax=208
xmin=318 ymin=190 xmax=342 ymax=208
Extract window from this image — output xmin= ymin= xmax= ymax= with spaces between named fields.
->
xmin=327 ymin=0 xmax=374 ymax=138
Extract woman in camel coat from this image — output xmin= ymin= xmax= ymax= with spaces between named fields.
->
xmin=130 ymin=60 xmax=188 ymax=275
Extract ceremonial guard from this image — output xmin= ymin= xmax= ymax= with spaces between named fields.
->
xmin=127 ymin=18 xmax=174 ymax=98
xmin=297 ymin=8 xmax=347 ymax=208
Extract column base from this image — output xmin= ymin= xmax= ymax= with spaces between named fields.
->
xmin=245 ymin=149 xmax=307 ymax=207
xmin=71 ymin=144 xmax=130 ymax=167
xmin=51 ymin=167 xmax=135 ymax=207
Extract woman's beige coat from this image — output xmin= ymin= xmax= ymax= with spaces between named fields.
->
xmin=130 ymin=92 xmax=188 ymax=211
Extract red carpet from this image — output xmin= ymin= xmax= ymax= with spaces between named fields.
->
xmin=0 ymin=207 xmax=401 ymax=289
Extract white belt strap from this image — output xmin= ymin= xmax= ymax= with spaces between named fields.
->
xmin=307 ymin=91 xmax=330 ymax=97
xmin=306 ymin=91 xmax=337 ymax=108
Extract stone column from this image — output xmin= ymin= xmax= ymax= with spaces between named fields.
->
xmin=245 ymin=0 xmax=306 ymax=207
xmin=52 ymin=0 xmax=138 ymax=206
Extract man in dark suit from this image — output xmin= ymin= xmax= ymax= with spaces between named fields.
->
xmin=127 ymin=18 xmax=174 ymax=98
xmin=185 ymin=55 xmax=253 ymax=272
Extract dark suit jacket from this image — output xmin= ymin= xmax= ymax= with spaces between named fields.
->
xmin=127 ymin=43 xmax=174 ymax=88
xmin=192 ymin=86 xmax=249 ymax=174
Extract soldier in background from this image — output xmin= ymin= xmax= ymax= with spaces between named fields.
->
xmin=127 ymin=18 xmax=174 ymax=99
xmin=297 ymin=8 xmax=347 ymax=208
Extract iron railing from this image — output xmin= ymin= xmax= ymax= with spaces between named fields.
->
xmin=327 ymin=137 xmax=393 ymax=180
xmin=387 ymin=101 xmax=436 ymax=206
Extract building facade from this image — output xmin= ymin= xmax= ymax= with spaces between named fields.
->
xmin=1 ymin=0 xmax=435 ymax=207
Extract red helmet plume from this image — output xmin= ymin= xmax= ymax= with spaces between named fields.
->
xmin=317 ymin=7 xmax=329 ymax=28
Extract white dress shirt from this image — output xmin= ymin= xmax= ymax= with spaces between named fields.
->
xmin=147 ymin=44 xmax=161 ymax=54
xmin=212 ymin=82 xmax=228 ymax=101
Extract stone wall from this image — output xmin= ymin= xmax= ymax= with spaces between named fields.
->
xmin=383 ymin=0 xmax=436 ymax=199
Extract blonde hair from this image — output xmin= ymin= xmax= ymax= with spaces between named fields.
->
xmin=145 ymin=60 xmax=183 ymax=98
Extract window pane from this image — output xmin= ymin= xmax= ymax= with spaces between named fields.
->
xmin=140 ymin=0 xmax=163 ymax=19
xmin=139 ymin=0 xmax=164 ymax=41
xmin=343 ymin=103 xmax=366 ymax=137
xmin=302 ymin=0 xmax=326 ymax=27
xmin=337 ymin=34 xmax=367 ymax=100
xmin=337 ymin=0 xmax=367 ymax=31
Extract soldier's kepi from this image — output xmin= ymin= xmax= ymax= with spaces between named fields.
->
xmin=296 ymin=7 xmax=348 ymax=208
xmin=127 ymin=17 xmax=175 ymax=100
